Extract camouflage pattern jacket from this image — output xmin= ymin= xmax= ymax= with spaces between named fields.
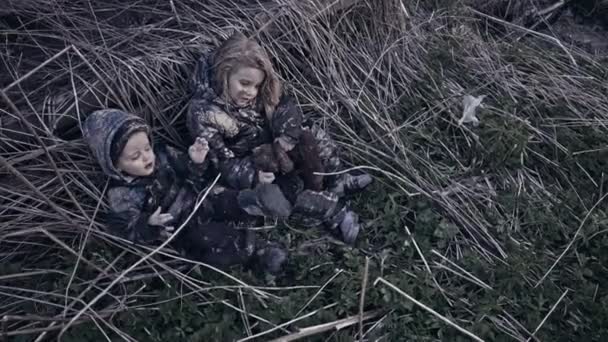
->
xmin=105 ymin=144 xmax=212 ymax=244
xmin=83 ymin=108 xmax=214 ymax=244
xmin=187 ymin=53 xmax=340 ymax=190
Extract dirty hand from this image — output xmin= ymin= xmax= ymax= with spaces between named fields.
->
xmin=189 ymin=137 xmax=209 ymax=164
xmin=258 ymin=171 xmax=275 ymax=184
xmin=148 ymin=206 xmax=174 ymax=227
xmin=275 ymin=136 xmax=296 ymax=152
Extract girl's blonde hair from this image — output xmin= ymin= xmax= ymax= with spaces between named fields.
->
xmin=212 ymin=32 xmax=281 ymax=115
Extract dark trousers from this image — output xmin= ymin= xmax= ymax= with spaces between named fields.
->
xmin=172 ymin=189 xmax=257 ymax=268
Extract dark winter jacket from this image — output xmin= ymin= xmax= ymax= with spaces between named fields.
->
xmin=187 ymin=53 xmax=341 ymax=190
xmin=83 ymin=109 xmax=213 ymax=244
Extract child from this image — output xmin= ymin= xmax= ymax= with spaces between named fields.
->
xmin=187 ymin=32 xmax=372 ymax=244
xmin=83 ymin=109 xmax=291 ymax=273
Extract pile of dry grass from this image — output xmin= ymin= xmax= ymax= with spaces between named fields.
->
xmin=1 ymin=0 xmax=608 ymax=340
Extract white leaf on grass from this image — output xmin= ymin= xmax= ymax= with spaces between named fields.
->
xmin=458 ymin=95 xmax=486 ymax=126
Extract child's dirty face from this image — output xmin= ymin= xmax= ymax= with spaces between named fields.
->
xmin=227 ymin=66 xmax=264 ymax=107
xmin=116 ymin=131 xmax=155 ymax=177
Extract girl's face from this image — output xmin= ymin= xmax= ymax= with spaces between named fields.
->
xmin=227 ymin=66 xmax=264 ymax=107
xmin=116 ymin=131 xmax=155 ymax=177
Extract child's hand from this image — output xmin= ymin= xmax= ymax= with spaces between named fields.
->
xmin=275 ymin=136 xmax=295 ymax=152
xmin=258 ymin=171 xmax=275 ymax=184
xmin=189 ymin=137 xmax=209 ymax=164
xmin=148 ymin=206 xmax=174 ymax=226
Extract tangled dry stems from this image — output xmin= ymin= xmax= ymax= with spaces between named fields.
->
xmin=1 ymin=0 xmax=607 ymax=340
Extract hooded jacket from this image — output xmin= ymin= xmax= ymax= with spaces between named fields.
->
xmin=83 ymin=109 xmax=212 ymax=243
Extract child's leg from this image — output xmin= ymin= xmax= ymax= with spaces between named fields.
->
xmin=307 ymin=125 xmax=372 ymax=196
xmin=208 ymin=189 xmax=257 ymax=222
xmin=177 ymin=221 xmax=287 ymax=274
xmin=291 ymin=189 xmax=361 ymax=244
xmin=176 ymin=222 xmax=254 ymax=268
xmin=307 ymin=125 xmax=341 ymax=178
xmin=209 ymin=185 xmax=292 ymax=219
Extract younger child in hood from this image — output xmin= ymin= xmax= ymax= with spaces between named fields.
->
xmin=187 ymin=32 xmax=372 ymax=244
xmin=83 ymin=109 xmax=291 ymax=273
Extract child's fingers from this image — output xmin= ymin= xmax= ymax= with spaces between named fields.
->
xmin=152 ymin=214 xmax=172 ymax=225
xmin=190 ymin=140 xmax=208 ymax=154
xmin=259 ymin=171 xmax=275 ymax=183
xmin=195 ymin=137 xmax=209 ymax=149
xmin=160 ymin=213 xmax=173 ymax=221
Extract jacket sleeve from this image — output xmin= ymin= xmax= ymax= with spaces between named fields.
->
xmin=188 ymin=52 xmax=238 ymax=159
xmin=217 ymin=156 xmax=259 ymax=190
xmin=270 ymin=95 xmax=303 ymax=146
xmin=188 ymin=101 xmax=238 ymax=160
xmin=106 ymin=187 xmax=164 ymax=243
xmin=309 ymin=124 xmax=341 ymax=174
xmin=163 ymin=145 xmax=211 ymax=183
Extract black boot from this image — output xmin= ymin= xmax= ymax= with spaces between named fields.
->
xmin=328 ymin=173 xmax=373 ymax=197
xmin=237 ymin=183 xmax=292 ymax=218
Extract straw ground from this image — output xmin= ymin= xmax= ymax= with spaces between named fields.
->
xmin=1 ymin=1 xmax=608 ymax=341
